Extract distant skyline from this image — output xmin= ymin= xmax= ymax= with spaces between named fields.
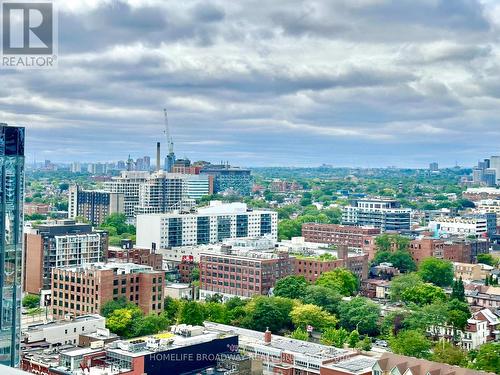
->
xmin=4 ymin=0 xmax=500 ymax=167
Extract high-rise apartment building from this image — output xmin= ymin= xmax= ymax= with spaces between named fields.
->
xmin=429 ymin=162 xmax=439 ymax=171
xmin=51 ymin=263 xmax=164 ymax=319
xmin=136 ymin=201 xmax=278 ymax=249
xmin=489 ymin=155 xmax=500 ymax=185
xmin=186 ymin=174 xmax=212 ymax=199
xmin=68 ymin=186 xmax=124 ymax=225
xmin=200 ymin=164 xmax=252 ymax=196
xmin=103 ymin=171 xmax=149 ymax=222
xmin=0 ymin=124 xmax=24 ymax=367
xmin=23 ymin=220 xmax=108 ymax=294
xmin=135 ymin=171 xmax=193 ymax=215
xmin=342 ymin=199 xmax=411 ymax=231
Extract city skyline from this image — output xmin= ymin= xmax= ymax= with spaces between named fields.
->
xmin=4 ymin=0 xmax=500 ymax=167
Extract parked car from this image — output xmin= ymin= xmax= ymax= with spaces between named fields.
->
xmin=374 ymin=340 xmax=388 ymax=347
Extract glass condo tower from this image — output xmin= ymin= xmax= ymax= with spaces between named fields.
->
xmin=0 ymin=124 xmax=24 ymax=367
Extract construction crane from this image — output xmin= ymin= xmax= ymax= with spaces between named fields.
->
xmin=164 ymin=108 xmax=174 ymax=154
xmin=163 ymin=108 xmax=176 ymax=172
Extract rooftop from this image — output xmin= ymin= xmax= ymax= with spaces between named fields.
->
xmin=323 ymin=355 xmax=377 ymax=375
xmin=57 ymin=262 xmax=157 ymax=274
xmin=203 ymin=322 xmax=352 ymax=360
xmin=26 ymin=314 xmax=104 ymax=332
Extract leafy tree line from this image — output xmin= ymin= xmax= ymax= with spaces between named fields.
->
xmin=98 ymin=213 xmax=136 ymax=246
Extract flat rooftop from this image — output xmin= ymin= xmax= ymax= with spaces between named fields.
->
xmin=58 ymin=262 xmax=156 ymax=274
xmin=203 ymin=322 xmax=352 ymax=360
xmin=26 ymin=314 xmax=104 ymax=332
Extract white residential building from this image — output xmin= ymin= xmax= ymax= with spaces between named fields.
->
xmin=342 ymin=199 xmax=411 ymax=231
xmin=135 ymin=171 xmax=193 ymax=215
xmin=103 ymin=171 xmax=149 ymax=221
xmin=427 ymin=318 xmax=489 ymax=350
xmin=136 ymin=201 xmax=278 ymax=249
xmin=429 ymin=216 xmax=487 ymax=237
xmin=24 ymin=315 xmax=106 ymax=346
xmin=186 ymin=174 xmax=211 ymax=199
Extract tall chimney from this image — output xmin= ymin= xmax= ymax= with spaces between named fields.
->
xmin=264 ymin=327 xmax=271 ymax=344
xmin=156 ymin=142 xmax=161 ymax=171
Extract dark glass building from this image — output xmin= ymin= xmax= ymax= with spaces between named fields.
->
xmin=0 ymin=124 xmax=24 ymax=367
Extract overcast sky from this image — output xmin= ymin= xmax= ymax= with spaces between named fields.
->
xmin=2 ymin=0 xmax=500 ymax=167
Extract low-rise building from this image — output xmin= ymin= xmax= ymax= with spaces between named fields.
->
xmin=466 ymin=285 xmax=500 ymax=309
xmin=301 ymin=223 xmax=380 ymax=249
xmin=429 ymin=216 xmax=488 ymax=238
xmin=454 ymin=262 xmax=494 ymax=282
xmin=164 ymin=283 xmax=193 ymax=300
xmin=293 ymin=246 xmax=369 ymax=282
xmin=372 ymin=353 xmax=494 ymax=375
xmin=427 ymin=318 xmax=489 ymax=350
xmin=205 ymin=322 xmax=376 ymax=375
xmin=106 ymin=244 xmax=163 ymax=271
xmin=51 ymin=263 xmax=164 ymax=318
xmin=199 ymin=250 xmax=293 ymax=301
xmin=24 ymin=315 xmax=106 ymax=347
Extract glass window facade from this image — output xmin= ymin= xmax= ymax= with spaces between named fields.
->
xmin=260 ymin=213 xmax=272 ymax=236
xmin=0 ymin=125 xmax=24 ymax=367
xmin=197 ymin=216 xmax=210 ymax=245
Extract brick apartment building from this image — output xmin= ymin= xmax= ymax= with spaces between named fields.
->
xmin=106 ymin=246 xmax=163 ymax=271
xmin=24 ymin=203 xmax=51 ymax=216
xmin=199 ymin=250 xmax=294 ymax=301
xmin=179 ymin=256 xmax=196 ymax=283
xmin=409 ymin=236 xmax=488 ymax=264
xmin=294 ymin=246 xmax=368 ymax=282
xmin=51 ymin=263 xmax=164 ymax=318
xmin=302 ymin=223 xmax=380 ymax=249
xmin=24 ymin=220 xmax=108 ymax=294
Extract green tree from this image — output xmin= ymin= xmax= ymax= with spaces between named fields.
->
xmin=106 ymin=306 xmax=143 ymax=338
xmin=240 ymin=296 xmax=294 ymax=333
xmin=204 ymin=302 xmax=229 ymax=324
xmin=405 ymin=301 xmax=449 ymax=337
xmin=273 ymin=275 xmax=309 ymax=299
xmin=316 ymin=268 xmax=359 ymax=296
xmin=472 ymin=342 xmax=500 ymax=374
xmin=338 ymin=297 xmax=380 ymax=336
xmin=356 ymin=337 xmax=372 ymax=351
xmin=131 ymin=313 xmax=170 ymax=337
xmin=22 ymin=294 xmax=40 ymax=309
xmin=100 ymin=213 xmax=136 ymax=235
xmin=451 ymin=277 xmax=465 ymax=302
xmin=101 ymin=297 xmax=136 ymax=317
xmin=347 ymin=330 xmax=360 ymax=348
xmin=389 ymin=330 xmax=431 ymax=359
xmin=289 ymin=327 xmax=309 ymax=341
xmin=418 ymin=257 xmax=454 ymax=287
xmin=163 ymin=296 xmax=182 ymax=320
xmin=401 ymin=283 xmax=446 ymax=305
xmin=321 ymin=327 xmax=349 ymax=347
xmin=290 ymin=304 xmax=338 ymax=332
xmin=477 ymin=254 xmax=497 ymax=267
xmin=177 ymin=301 xmax=206 ymax=325
xmin=388 ymin=251 xmax=417 ymax=273
xmin=390 ymin=273 xmax=423 ymax=302
xmin=278 ymin=219 xmax=302 ymax=240
xmin=431 ymin=341 xmax=467 ymax=366
xmin=301 ymin=285 xmax=342 ymax=315
xmin=191 ymin=267 xmax=200 ymax=281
